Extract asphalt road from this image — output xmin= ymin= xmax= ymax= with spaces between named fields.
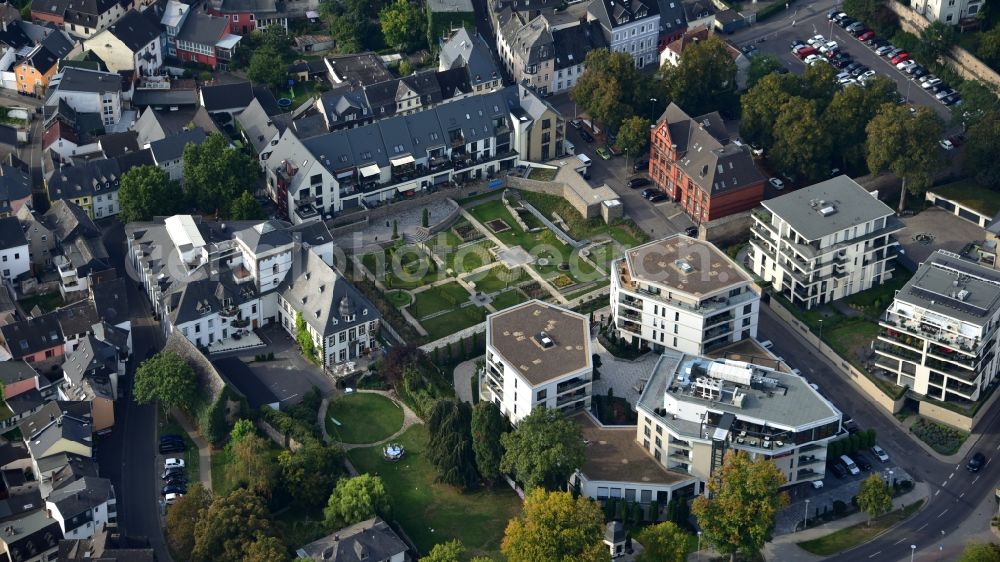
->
xmin=97 ymin=221 xmax=171 ymax=562
xmin=758 ymin=305 xmax=1000 ymax=561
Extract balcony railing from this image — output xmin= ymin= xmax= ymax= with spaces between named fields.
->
xmin=872 ymin=341 xmax=922 ymax=362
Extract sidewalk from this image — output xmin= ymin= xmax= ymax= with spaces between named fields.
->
xmin=762 ymin=482 xmax=930 ymax=562
xmin=169 ymin=408 xmax=213 ymax=492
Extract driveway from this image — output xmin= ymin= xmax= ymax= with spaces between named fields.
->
xmin=215 ymin=324 xmax=337 ymax=396
xmin=896 ymin=207 xmax=985 ymax=265
xmin=452 ymin=359 xmax=479 ymax=403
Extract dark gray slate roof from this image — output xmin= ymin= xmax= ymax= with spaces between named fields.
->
xmin=0 ymin=164 xmax=31 ymax=213
xmin=0 ymin=215 xmax=27 ymax=251
xmin=106 ymin=9 xmax=160 ymax=51
xmin=42 ymin=200 xmax=99 ymax=243
xmin=148 ymin=127 xmax=205 ymax=163
xmin=1 ymin=311 xmax=63 ymax=359
xmin=212 ymin=356 xmax=278 ymax=408
xmin=91 ymin=276 xmax=129 ymax=327
xmin=6 ymin=388 xmax=44 ymax=417
xmin=48 ymin=476 xmax=113 ymax=520
xmin=0 ymin=362 xmax=36 ymax=387
xmin=21 ymin=400 xmax=92 ymax=460
xmin=199 ymin=81 xmax=254 ymax=112
xmin=278 ymin=247 xmax=377 ymax=337
xmin=552 ymin=21 xmax=607 ymax=71
xmin=657 ymin=0 xmax=688 ymax=33
xmin=97 ymin=131 xmax=139 ymax=158
xmin=296 ymin=517 xmax=408 ymax=562
xmin=53 ymin=68 xmax=121 ymax=95
xmin=233 ymin=219 xmax=293 ymax=253
xmin=588 ymin=0 xmax=658 ymax=30
xmin=176 ymin=11 xmax=228 ymax=46
xmin=55 ymin=300 xmax=100 ymax=339
xmin=439 ymin=27 xmax=500 ymax=87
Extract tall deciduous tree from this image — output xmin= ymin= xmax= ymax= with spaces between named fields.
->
xmin=243 ymin=535 xmax=291 ymax=562
xmin=572 ymin=49 xmax=660 ymax=133
xmin=248 ymin=47 xmax=286 ymax=89
xmin=637 ymin=521 xmax=689 ymax=562
xmin=501 ymin=489 xmax=607 ymax=562
xmin=856 ymin=473 xmax=893 ymax=526
xmin=380 ymin=0 xmax=425 ymax=52
xmin=423 ymin=540 xmax=466 ymax=562
xmin=278 ymin=443 xmax=343 ymax=510
xmin=118 ymin=165 xmax=185 ymax=223
xmin=615 ymin=116 xmax=651 ymax=161
xmin=921 ymin=20 xmax=957 ymax=62
xmin=692 ymin=450 xmax=789 ymax=562
xmin=771 ymin=97 xmax=832 ymax=182
xmin=165 ymin=483 xmax=212 ymax=560
xmin=500 ymin=407 xmax=584 ymax=491
xmin=740 ymin=73 xmax=799 ymax=150
xmin=192 ymin=488 xmax=278 ymax=562
xmin=323 ymin=474 xmax=391 ymax=527
xmin=824 ymin=76 xmax=896 ymax=171
xmin=182 ymin=132 xmax=258 ymax=216
xmin=427 ymin=399 xmax=479 ymax=489
xmin=866 ymin=104 xmax=943 ymax=212
xmin=231 ymin=434 xmax=275 ymax=497
xmin=964 ymin=110 xmax=1000 ymax=188
xmin=746 ymin=54 xmax=783 ymax=89
xmin=230 ymin=191 xmax=265 ymax=220
xmin=134 ymin=351 xmax=198 ymax=412
xmin=661 ymin=35 xmax=738 ymax=116
xmin=471 ymin=401 xmax=505 ymax=486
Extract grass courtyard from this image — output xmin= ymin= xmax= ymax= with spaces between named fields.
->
xmin=348 ymin=425 xmax=521 ymax=558
xmin=420 ymin=306 xmax=487 ymax=341
xmin=325 ymin=393 xmax=404 ymax=445
xmin=362 ymin=245 xmax=440 ymax=290
xmin=492 ymin=288 xmax=529 ymax=310
xmin=413 ymin=282 xmax=472 ymax=318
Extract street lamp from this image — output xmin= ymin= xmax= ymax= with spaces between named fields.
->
xmin=649 ymin=97 xmax=658 ymax=123
xmin=697 ymin=531 xmax=703 ymax=561
xmin=803 ymin=499 xmax=810 ymax=529
xmin=817 ymin=319 xmax=823 ymax=348
xmin=910 ymin=544 xmax=916 ymax=562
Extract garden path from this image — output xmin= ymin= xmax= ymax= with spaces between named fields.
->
xmin=320 ymin=390 xmax=423 ymax=451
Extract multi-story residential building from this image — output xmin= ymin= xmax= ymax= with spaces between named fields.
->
xmin=265 ymin=87 xmax=522 ymax=223
xmin=45 ymin=476 xmax=116 ymax=540
xmin=588 ymin=0 xmax=660 ymax=68
xmin=83 ymin=10 xmax=162 ymax=76
xmin=611 ymin=235 xmax=760 ymax=354
xmin=481 ymin=300 xmax=592 ymax=423
xmin=0 ymin=215 xmax=29 ymax=281
xmin=127 ymin=215 xmax=380 ymax=369
xmin=45 ymin=68 xmax=122 ymax=127
xmin=147 ymin=128 xmax=206 ymax=182
xmin=875 ymin=250 xmax=1000 ymax=410
xmin=209 ymin=0 xmax=288 ymax=33
xmin=637 ymin=351 xmax=842 ymax=488
xmin=160 ymin=0 xmax=190 ymax=57
xmin=750 ymin=175 xmax=902 ymax=310
xmin=551 ymin=21 xmax=606 ymax=93
xmin=14 ymin=45 xmax=58 ymax=96
xmin=296 ymin=517 xmax=409 ymax=562
xmin=62 ymin=0 xmax=125 ymax=38
xmin=510 ymin=85 xmax=565 ymax=162
xmin=439 ymin=28 xmax=503 ymax=94
xmin=911 ymin=0 xmax=983 ymax=24
xmin=656 ymin=0 xmax=688 ymax=46
xmin=46 ymin=150 xmax=156 ymax=218
xmin=649 ymin=103 xmax=765 ymax=223
xmin=175 ymin=11 xmax=240 ymax=70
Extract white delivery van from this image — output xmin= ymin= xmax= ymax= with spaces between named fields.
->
xmin=840 ymin=455 xmax=860 ymax=475
xmin=577 ymin=153 xmax=592 ymax=167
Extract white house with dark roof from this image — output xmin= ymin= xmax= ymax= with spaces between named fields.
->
xmin=587 ymin=0 xmax=660 ymax=68
xmin=45 ymin=68 xmax=122 ymax=126
xmin=438 ymin=27 xmax=502 ymax=94
xmin=146 ymin=127 xmax=206 ymax=182
xmin=83 ymin=10 xmax=162 ymax=75
xmin=482 ymin=300 xmax=592 ymax=423
xmin=44 ymin=476 xmax=115 ymax=540
xmin=296 ymin=517 xmax=408 ymax=562
xmin=0 ymin=215 xmax=29 ymax=281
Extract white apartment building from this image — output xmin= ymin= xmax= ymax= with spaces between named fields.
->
xmin=588 ymin=0 xmax=660 ymax=68
xmin=750 ymin=176 xmax=902 ymax=310
xmin=481 ymin=300 xmax=592 ymax=423
xmin=611 ymin=235 xmax=760 ymax=355
xmin=0 ymin=216 xmax=30 ymax=282
xmin=875 ymin=250 xmax=1000 ymax=409
xmin=45 ymin=68 xmax=122 ymax=126
xmin=637 ymin=351 xmax=842 ymax=488
xmin=45 ymin=476 xmax=116 ymax=540
xmin=911 ymin=0 xmax=983 ymax=24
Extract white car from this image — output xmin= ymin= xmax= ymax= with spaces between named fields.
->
xmin=811 ymin=480 xmax=825 ymax=489
xmin=896 ymin=60 xmax=917 ymax=71
xmin=871 ymin=445 xmax=890 ymax=462
xmin=768 ymin=177 xmax=785 ymax=190
xmin=838 ymin=76 xmax=856 ymax=86
xmin=939 ymin=139 xmax=954 ymax=150
xmin=164 ymin=492 xmax=184 ymax=505
xmin=759 ymin=339 xmax=774 ymax=349
xmin=804 ymin=54 xmax=822 ymax=65
xmin=836 ymin=71 xmax=852 ymax=81
xmin=809 ymin=383 xmax=820 ymax=392
xmin=922 ymin=77 xmax=942 ymax=89
xmin=164 ymin=458 xmax=185 ymax=469
xmin=859 ymin=70 xmax=877 ymax=82
xmin=820 ymin=41 xmax=839 ymax=53
xmin=807 ymin=35 xmax=826 ymax=47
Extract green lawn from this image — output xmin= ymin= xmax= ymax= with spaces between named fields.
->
xmin=526 ymin=167 xmax=557 ymax=181
xmin=841 ymin=271 xmax=913 ymax=319
xmin=825 ymin=319 xmax=880 ymax=365
xmin=413 ymin=282 xmax=471 ymax=318
xmin=467 ymin=265 xmax=519 ymax=294
xmin=19 ymin=292 xmax=64 ymax=314
xmin=363 ymin=247 xmax=441 ymax=290
xmin=325 ymin=393 xmax=404 ymax=445
xmin=0 ymin=401 xmax=12 ymax=423
xmin=797 ymin=500 xmax=924 ymax=555
xmin=445 ymin=240 xmax=494 ymax=274
xmin=933 ymin=180 xmax=1000 ymax=216
xmin=492 ymin=288 xmax=529 ymax=310
xmin=159 ymin=415 xmax=201 ymax=485
xmin=349 ymin=425 xmax=521 ymax=558
xmin=420 ymin=307 xmax=487 ymax=341
xmin=468 ymin=200 xmax=539 ymax=249
xmin=519 ymin=190 xmax=648 ymax=246
xmin=386 ymin=290 xmax=412 ymax=308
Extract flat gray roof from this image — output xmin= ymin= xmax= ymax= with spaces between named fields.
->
xmin=488 ymin=300 xmax=590 ymax=386
xmin=895 ymin=250 xmax=1000 ymax=324
xmin=623 ymin=235 xmax=750 ymax=297
xmin=573 ymin=412 xmax=693 ymax=486
xmin=762 ymin=175 xmax=894 ymax=241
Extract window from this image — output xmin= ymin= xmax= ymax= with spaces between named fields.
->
xmin=536 ymin=389 xmax=547 ymax=401
xmin=310 ymin=173 xmax=322 ymax=185
xmin=744 ymin=303 xmax=752 ymax=314
xmin=233 ymin=14 xmax=238 ymax=20
xmin=644 ymin=426 xmax=651 ymax=437
xmin=655 ymin=425 xmax=662 ymax=435
xmin=742 ymin=317 xmax=751 ymax=327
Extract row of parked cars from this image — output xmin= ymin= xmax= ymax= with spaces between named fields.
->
xmin=828 ymin=445 xmax=891 ymax=479
xmin=827 ymin=10 xmax=963 ymax=106
xmin=160 ymin=434 xmax=189 ymax=505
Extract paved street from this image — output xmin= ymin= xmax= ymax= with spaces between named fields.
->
xmin=758 ymin=304 xmax=1000 ymax=561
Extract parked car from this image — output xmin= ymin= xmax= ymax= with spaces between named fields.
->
xmin=642 ymin=188 xmax=665 ymax=201
xmin=831 ymin=57 xmax=852 ymax=69
xmin=846 ymin=22 xmax=865 ymax=32
xmin=160 ymin=434 xmax=183 ymax=443
xmin=768 ymin=177 xmax=785 ymax=190
xmin=162 ymin=467 xmax=184 ymax=480
xmin=159 ymin=442 xmax=186 ymax=454
xmin=164 ymin=493 xmax=183 ymax=505
xmin=828 ymin=10 xmax=845 ymax=20
xmin=905 ymin=63 xmax=924 ymax=75
xmin=921 ymin=77 xmax=942 ymax=89
xmin=939 ymin=138 xmax=955 ymax=150
xmin=162 ymin=483 xmax=187 ymax=496
xmin=875 ymin=45 xmax=896 ymax=56
xmin=626 ymin=177 xmax=650 ymax=189
xmin=967 ymin=452 xmax=986 ymax=472
xmin=804 ymin=54 xmax=823 ymax=66
xmin=684 ymin=226 xmax=699 ymax=237
xmin=830 ymin=463 xmax=848 ymax=479
xmin=849 ymin=25 xmax=868 ymax=37
xmin=607 ymin=144 xmax=622 ymax=156
xmin=164 ymin=458 xmax=185 ymax=470
xmin=579 ymin=130 xmax=594 ymax=143
xmin=858 ymin=30 xmax=875 ymax=41
xmin=790 ymin=39 xmax=805 ymax=49
xmin=807 ymin=35 xmax=826 ymax=47
xmin=596 ymin=147 xmax=612 ymax=160
xmin=891 ymin=53 xmax=910 ymax=65
xmin=943 ymin=94 xmax=962 ymax=106
xmin=935 ymin=88 xmax=956 ymax=100
xmin=837 ymin=17 xmax=856 ymax=28
xmin=844 ymin=62 xmax=861 ymax=73
xmin=759 ymin=340 xmax=774 ymax=349
xmin=570 ymin=119 xmax=582 ymax=129
xmin=896 ymin=60 xmax=917 ymax=71
xmin=850 ymin=65 xmax=869 ymax=77
xmin=633 ymin=158 xmax=649 ymax=172
xmin=795 ymin=46 xmax=817 ymax=59
xmin=855 ymin=455 xmax=873 ymax=471
xmin=886 ymin=47 xmax=905 ymax=58
xmin=911 ymin=67 xmax=928 ymax=79
xmin=812 ymin=480 xmax=825 ymax=489
xmin=819 ymin=41 xmax=839 ymax=54
xmin=859 ymin=70 xmax=877 ymax=82
xmin=871 ymin=445 xmax=890 ymax=462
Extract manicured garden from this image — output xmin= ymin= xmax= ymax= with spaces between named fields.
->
xmin=910 ymin=417 xmax=968 ymax=455
xmin=412 ymin=282 xmax=472 ymax=318
xmin=492 ymin=288 xmax=530 ymax=310
xmin=467 ymin=265 xmax=519 ymax=294
xmin=362 ymin=245 xmax=440 ymax=290
xmin=325 ymin=392 xmax=404 ymax=445
xmin=468 ymin=200 xmax=541 ymax=249
xmin=348 ymin=424 xmax=522 ymax=558
xmin=386 ymin=290 xmax=412 ymax=308
xmin=420 ymin=306 xmax=487 ymax=341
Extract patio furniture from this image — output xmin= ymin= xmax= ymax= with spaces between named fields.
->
xmin=383 ymin=443 xmax=405 ymax=461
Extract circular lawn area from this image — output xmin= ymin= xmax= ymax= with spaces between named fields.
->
xmin=326 ymin=393 xmax=404 ymax=444
xmin=387 ymin=290 xmax=412 ymax=308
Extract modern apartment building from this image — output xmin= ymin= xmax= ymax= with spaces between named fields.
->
xmin=611 ymin=235 xmax=760 ymax=354
xmin=481 ymin=300 xmax=592 ymax=423
xmin=637 ymin=351 xmax=842 ymax=487
xmin=750 ymin=176 xmax=902 ymax=310
xmin=875 ymin=250 xmax=1000 ymax=409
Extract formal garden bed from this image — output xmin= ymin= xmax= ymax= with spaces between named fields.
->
xmin=325 ymin=392 xmax=404 ymax=445
xmin=420 ymin=306 xmax=487 ymax=341
xmin=386 ymin=290 xmax=412 ymax=308
xmin=910 ymin=417 xmax=968 ymax=455
xmin=492 ymin=288 xmax=530 ymax=310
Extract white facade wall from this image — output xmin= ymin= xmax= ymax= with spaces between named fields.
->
xmin=92 ymin=190 xmax=119 ymax=218
xmin=84 ymin=33 xmax=162 ymax=75
xmin=64 ymin=4 xmax=125 ymax=38
xmin=47 ymin=89 xmax=122 ymax=126
xmin=608 ymin=15 xmax=660 ymax=68
xmin=0 ymin=243 xmax=29 ymax=280
xmin=913 ymin=0 xmax=983 ymax=23
xmin=46 ymin=497 xmax=113 ymax=540
xmin=481 ymin=346 xmax=592 ymax=423
xmin=0 ymin=47 xmax=16 ymax=90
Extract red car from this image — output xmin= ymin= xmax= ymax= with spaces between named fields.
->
xmin=858 ymin=30 xmax=874 ymax=41
xmin=891 ymin=53 xmax=910 ymax=65
xmin=795 ymin=46 xmax=817 ymax=59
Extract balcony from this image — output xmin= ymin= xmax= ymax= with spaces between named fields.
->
xmin=882 ymin=313 xmax=982 ymax=353
xmin=797 ymin=454 xmax=823 ymax=467
xmin=872 ymin=341 xmax=922 ymax=362
xmin=557 ymin=375 xmax=590 ymax=394
xmin=556 ymin=389 xmax=588 ymax=407
xmin=704 ymin=310 xmax=734 ymax=328
xmin=617 ymin=319 xmax=641 ymax=334
xmin=703 ymin=322 xmax=733 ymax=342
xmin=619 ymin=309 xmax=641 ymax=322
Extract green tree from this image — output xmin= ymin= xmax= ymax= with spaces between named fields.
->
xmin=323 ymin=474 xmax=391 ymax=527
xmin=424 ymin=540 xmax=466 ymax=562
xmin=118 ymin=165 xmax=185 ymax=223
xmin=747 ymin=53 xmax=783 ymax=89
xmin=278 ymin=443 xmax=344 ymax=510
xmin=921 ymin=21 xmax=957 ymax=61
xmin=501 ymin=489 xmax=607 ymax=562
xmin=771 ymin=97 xmax=832 ymax=182
xmin=572 ymin=49 xmax=660 ymax=133
xmin=295 ymin=312 xmax=319 ymax=363
xmin=427 ymin=399 xmax=479 ymax=489
xmin=243 ymin=535 xmax=291 ymax=562
xmin=380 ymin=0 xmax=425 ymax=52
xmin=471 ymin=401 xmax=505 ymax=486
xmin=192 ymin=488 xmax=277 ymax=562
xmin=182 ymin=132 xmax=258 ymax=216
xmin=231 ymin=434 xmax=276 ymax=497
xmin=740 ymin=73 xmax=799 ymax=149
xmin=248 ymin=47 xmax=286 ymax=90
xmin=230 ymin=191 xmax=265 ymax=220
xmin=399 ymin=59 xmax=413 ymax=76
xmin=866 ymin=104 xmax=943 ymax=212
xmin=165 ymin=483 xmax=212 ymax=560
xmin=856 ymin=473 xmax=893 ymax=526
xmin=964 ymin=110 xmax=1000 ymax=188
xmin=500 ymin=407 xmax=585 ymax=491
xmin=958 ymin=542 xmax=1000 ymax=562
xmin=661 ymin=35 xmax=738 ymax=116
xmin=616 ymin=116 xmax=651 ymax=161
xmin=824 ymin=76 xmax=896 ymax=171
xmin=692 ymin=450 xmax=789 ymax=562
xmin=134 ymin=351 xmax=198 ymax=412
xmin=637 ymin=521 xmax=688 ymax=562
xmin=955 ymin=81 xmax=998 ymax=128
xmin=225 ymin=418 xmax=256 ymax=457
